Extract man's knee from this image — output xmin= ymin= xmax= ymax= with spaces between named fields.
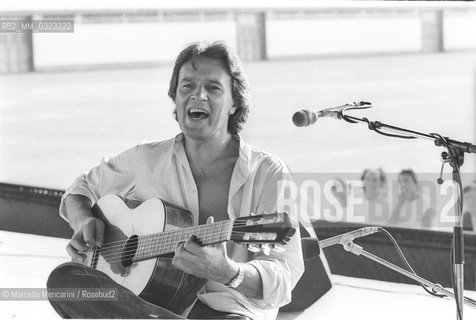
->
xmin=47 ymin=262 xmax=85 ymax=289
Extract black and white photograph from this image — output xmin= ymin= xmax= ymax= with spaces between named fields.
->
xmin=1 ymin=1 xmax=476 ymax=319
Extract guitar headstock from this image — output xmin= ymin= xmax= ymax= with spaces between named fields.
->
xmin=230 ymin=212 xmax=295 ymax=253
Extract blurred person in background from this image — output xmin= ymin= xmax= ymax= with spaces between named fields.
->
xmin=347 ymin=168 xmax=390 ymax=224
xmin=388 ymin=169 xmax=436 ymax=229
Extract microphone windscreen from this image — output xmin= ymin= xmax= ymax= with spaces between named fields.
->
xmin=292 ymin=110 xmax=309 ymax=127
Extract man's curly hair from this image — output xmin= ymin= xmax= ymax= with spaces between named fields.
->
xmin=168 ymin=41 xmax=250 ymax=135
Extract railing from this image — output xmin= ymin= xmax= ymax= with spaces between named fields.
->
xmin=1 ymin=2 xmax=476 ymax=73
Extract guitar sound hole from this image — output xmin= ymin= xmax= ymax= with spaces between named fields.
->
xmin=122 ymin=235 xmax=138 ymax=267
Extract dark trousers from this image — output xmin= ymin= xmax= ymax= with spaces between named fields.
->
xmin=47 ymin=263 xmax=249 ymax=319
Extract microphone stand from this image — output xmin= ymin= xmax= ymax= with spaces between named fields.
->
xmin=319 ymin=236 xmax=476 ymax=309
xmin=334 ymin=106 xmax=476 ymax=319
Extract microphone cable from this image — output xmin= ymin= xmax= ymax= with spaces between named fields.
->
xmin=380 ymin=225 xmax=476 ymax=317
xmin=378 ymin=227 xmax=446 ymax=298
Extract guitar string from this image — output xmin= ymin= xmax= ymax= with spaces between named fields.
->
xmin=78 ymin=213 xmax=278 ymax=251
xmin=94 ymin=230 xmax=248 ymax=261
xmin=91 ymin=227 xmax=278 ymax=263
xmin=88 ymin=219 xmax=252 ymax=249
xmin=82 ymin=225 xmax=243 ymax=260
xmin=90 ymin=242 xmax=276 ymax=269
xmin=88 ymin=220 xmax=236 ymax=254
xmin=85 ymin=231 xmax=280 ymax=267
xmin=85 ymin=219 xmax=256 ymax=254
xmin=89 ymin=229 xmax=275 ymax=265
xmin=86 ymin=231 xmax=257 ymax=267
xmin=74 ymin=217 xmax=285 ymax=266
xmin=90 ymin=224 xmax=280 ymax=261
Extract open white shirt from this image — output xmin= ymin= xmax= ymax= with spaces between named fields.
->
xmin=59 ymin=133 xmax=304 ymax=320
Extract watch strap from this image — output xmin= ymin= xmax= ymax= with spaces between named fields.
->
xmin=226 ymin=265 xmax=244 ymax=288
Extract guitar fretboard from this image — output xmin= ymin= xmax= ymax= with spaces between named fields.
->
xmin=133 ymin=220 xmax=233 ymax=262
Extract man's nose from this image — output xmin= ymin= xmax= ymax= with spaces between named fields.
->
xmin=191 ymin=85 xmax=208 ymax=101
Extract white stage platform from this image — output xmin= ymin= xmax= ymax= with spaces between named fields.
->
xmin=1 ymin=230 xmax=475 ymax=320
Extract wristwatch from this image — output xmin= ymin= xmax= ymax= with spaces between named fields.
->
xmin=226 ymin=265 xmax=244 ymax=288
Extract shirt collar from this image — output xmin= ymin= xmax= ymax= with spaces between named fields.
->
xmin=229 ymin=134 xmax=250 ymax=198
xmin=172 ymin=132 xmax=250 ymax=192
xmin=172 ymin=133 xmax=188 ymax=167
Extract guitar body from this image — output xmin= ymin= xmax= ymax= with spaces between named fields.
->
xmin=83 ymin=194 xmax=206 ymax=314
xmin=76 ymin=194 xmax=295 ymax=315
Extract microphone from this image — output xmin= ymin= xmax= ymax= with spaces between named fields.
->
xmin=292 ymin=101 xmax=371 ymax=127
xmin=292 ymin=109 xmax=320 ymax=127
xmin=318 ymin=226 xmax=380 ymax=249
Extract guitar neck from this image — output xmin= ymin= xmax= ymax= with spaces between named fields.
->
xmin=133 ymin=220 xmax=233 ymax=262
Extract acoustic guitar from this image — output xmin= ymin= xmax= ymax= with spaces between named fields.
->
xmin=77 ymin=194 xmax=295 ymax=314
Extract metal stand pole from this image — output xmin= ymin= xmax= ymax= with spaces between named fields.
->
xmin=327 ymin=103 xmax=476 ymax=318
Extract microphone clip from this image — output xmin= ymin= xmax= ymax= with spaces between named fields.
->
xmin=342 ymin=239 xmax=364 ymax=256
xmin=340 ymin=101 xmax=372 ymax=123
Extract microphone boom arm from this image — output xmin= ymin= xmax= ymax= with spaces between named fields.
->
xmin=339 ymin=107 xmax=476 ymax=154
xmin=307 ymin=102 xmax=476 ymax=318
xmin=325 ymin=101 xmax=372 ymax=119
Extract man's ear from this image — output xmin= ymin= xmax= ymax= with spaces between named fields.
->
xmin=173 ymin=109 xmax=178 ymax=122
xmin=230 ymin=106 xmax=237 ymax=115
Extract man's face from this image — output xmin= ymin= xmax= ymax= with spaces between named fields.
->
xmin=363 ymin=171 xmax=382 ymax=197
xmin=398 ymin=174 xmax=417 ymax=195
xmin=174 ymin=56 xmax=236 ymax=141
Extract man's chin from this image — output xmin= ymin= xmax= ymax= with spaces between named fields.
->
xmin=182 ymin=127 xmax=210 ymax=141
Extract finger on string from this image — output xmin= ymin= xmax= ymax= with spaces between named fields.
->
xmin=183 ymin=235 xmax=203 ymax=252
xmin=204 ymin=216 xmax=220 ymax=248
xmin=206 ymin=216 xmax=214 ymax=224
xmin=95 ymin=222 xmax=105 ymax=247
xmin=175 ymin=241 xmax=185 ymax=254
xmin=83 ymin=225 xmax=97 ymax=247
xmin=173 ymin=243 xmax=196 ymax=269
xmin=70 ymin=235 xmax=87 ymax=252
xmin=66 ymin=243 xmax=85 ymax=262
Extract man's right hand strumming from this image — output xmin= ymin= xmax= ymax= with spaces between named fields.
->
xmin=64 ymin=194 xmax=105 ymax=263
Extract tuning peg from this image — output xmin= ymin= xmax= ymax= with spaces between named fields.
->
xmin=271 ymin=244 xmax=285 ymax=253
xmin=286 ymin=229 xmax=296 ymax=238
xmin=280 ymin=238 xmax=290 ymax=245
xmin=246 ymin=244 xmax=261 ymax=253
xmin=261 ymin=244 xmax=271 ymax=256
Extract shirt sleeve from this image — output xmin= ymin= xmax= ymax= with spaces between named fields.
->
xmin=246 ymin=156 xmax=304 ymax=309
xmin=59 ymin=144 xmax=138 ymax=220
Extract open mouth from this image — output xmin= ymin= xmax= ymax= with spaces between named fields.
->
xmin=188 ymin=108 xmax=209 ymax=120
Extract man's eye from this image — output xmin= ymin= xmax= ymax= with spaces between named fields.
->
xmin=208 ymin=86 xmax=220 ymax=92
xmin=182 ymin=84 xmax=192 ymax=89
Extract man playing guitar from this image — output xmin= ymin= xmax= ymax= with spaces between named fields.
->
xmin=47 ymin=41 xmax=304 ymax=320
